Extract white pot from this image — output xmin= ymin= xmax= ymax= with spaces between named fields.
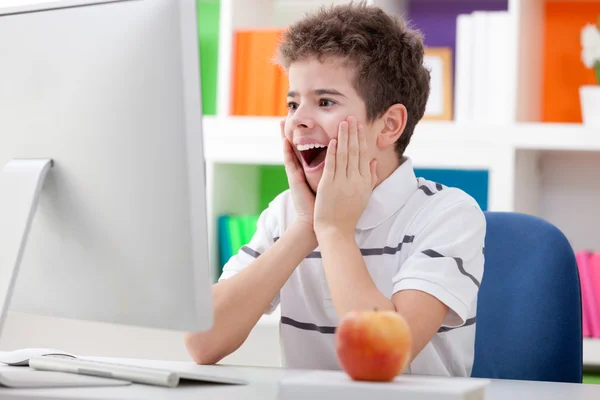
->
xmin=580 ymin=85 xmax=600 ymax=126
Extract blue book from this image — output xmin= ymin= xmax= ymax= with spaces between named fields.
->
xmin=217 ymin=215 xmax=232 ymax=272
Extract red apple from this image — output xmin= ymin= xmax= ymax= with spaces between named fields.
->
xmin=335 ymin=309 xmax=412 ymax=382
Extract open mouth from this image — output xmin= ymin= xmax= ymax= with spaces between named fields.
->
xmin=299 ymin=146 xmax=328 ymax=169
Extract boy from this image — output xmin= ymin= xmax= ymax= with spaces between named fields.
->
xmin=185 ymin=2 xmax=486 ymax=378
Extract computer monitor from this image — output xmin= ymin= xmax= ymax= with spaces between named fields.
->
xmin=0 ymin=0 xmax=213 ymax=336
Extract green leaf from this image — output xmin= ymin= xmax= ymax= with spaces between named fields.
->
xmin=595 ymin=60 xmax=600 ymax=85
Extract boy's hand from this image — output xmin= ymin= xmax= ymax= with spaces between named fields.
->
xmin=281 ymin=120 xmax=316 ymax=228
xmin=314 ymin=117 xmax=377 ymax=239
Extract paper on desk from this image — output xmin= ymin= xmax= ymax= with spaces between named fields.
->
xmin=277 ymin=370 xmax=489 ymax=400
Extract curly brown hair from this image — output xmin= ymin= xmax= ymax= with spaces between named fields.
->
xmin=276 ymin=1 xmax=430 ymax=157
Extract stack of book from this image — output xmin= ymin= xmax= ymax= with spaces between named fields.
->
xmin=231 ymin=28 xmax=289 ymax=116
xmin=217 ymin=214 xmax=259 ymax=272
xmin=577 ymin=251 xmax=600 ymax=338
xmin=454 ymin=11 xmax=513 ymax=124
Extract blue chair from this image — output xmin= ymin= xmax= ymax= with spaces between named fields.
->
xmin=471 ymin=212 xmax=583 ymax=383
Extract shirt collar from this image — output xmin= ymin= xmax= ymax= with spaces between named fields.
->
xmin=356 ymin=157 xmax=418 ymax=230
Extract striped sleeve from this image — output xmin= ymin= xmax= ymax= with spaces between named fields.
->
xmin=218 ymin=203 xmax=280 ymax=314
xmin=391 ymin=195 xmax=486 ymax=327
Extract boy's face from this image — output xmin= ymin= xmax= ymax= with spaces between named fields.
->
xmin=284 ymin=56 xmax=380 ymax=193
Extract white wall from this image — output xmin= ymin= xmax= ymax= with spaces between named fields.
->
xmin=538 ymin=151 xmax=600 ymax=253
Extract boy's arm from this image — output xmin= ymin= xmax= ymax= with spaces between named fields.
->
xmin=184 ymin=220 xmax=316 ymax=365
xmin=318 ymin=199 xmax=485 ymax=361
xmin=317 ymin=233 xmax=397 ymax=314
xmin=187 ymin=120 xmax=319 ymax=365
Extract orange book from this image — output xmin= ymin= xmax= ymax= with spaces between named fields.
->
xmin=231 ymin=28 xmax=287 ymax=116
xmin=275 ymin=29 xmax=289 ymax=116
xmin=231 ymin=30 xmax=251 ymax=115
xmin=261 ymin=29 xmax=283 ymax=115
xmin=275 ymin=66 xmax=290 ymax=116
xmin=244 ymin=31 xmax=262 ymax=115
xmin=249 ymin=29 xmax=284 ymax=115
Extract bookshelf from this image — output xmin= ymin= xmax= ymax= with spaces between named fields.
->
xmin=202 ymin=0 xmax=600 ymax=368
xmin=584 ymin=339 xmax=600 ymax=368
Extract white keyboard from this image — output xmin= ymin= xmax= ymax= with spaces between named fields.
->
xmin=28 ymin=355 xmax=248 ymax=388
xmin=0 ymin=366 xmax=131 ymax=388
xmin=29 ymin=355 xmax=179 ymax=387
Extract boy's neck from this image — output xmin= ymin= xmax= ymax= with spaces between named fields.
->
xmin=374 ymin=155 xmax=405 ymax=189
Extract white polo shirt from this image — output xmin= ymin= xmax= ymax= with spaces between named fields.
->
xmin=219 ymin=157 xmax=486 ymax=377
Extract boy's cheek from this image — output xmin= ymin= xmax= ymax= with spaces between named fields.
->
xmin=284 ymin=129 xmax=294 ymax=142
xmin=326 ymin=123 xmax=342 ymax=139
xmin=283 ymin=118 xmax=293 ymax=137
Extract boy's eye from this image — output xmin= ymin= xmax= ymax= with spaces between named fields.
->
xmin=319 ymin=99 xmax=336 ymax=107
xmin=287 ymin=101 xmax=299 ymax=111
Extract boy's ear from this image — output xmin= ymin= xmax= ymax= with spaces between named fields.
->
xmin=376 ymin=104 xmax=407 ymax=149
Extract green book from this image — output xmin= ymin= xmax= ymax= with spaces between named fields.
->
xmin=258 ymin=166 xmax=289 ymax=212
xmin=240 ymin=214 xmax=259 ymax=244
xmin=197 ymin=0 xmax=219 ymax=115
xmin=227 ymin=216 xmax=244 ymax=257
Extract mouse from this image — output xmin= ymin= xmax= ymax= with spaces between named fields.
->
xmin=0 ymin=348 xmax=77 ymax=366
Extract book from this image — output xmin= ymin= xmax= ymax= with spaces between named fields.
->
xmin=589 ymin=253 xmax=600 ymax=338
xmin=453 ymin=11 xmax=514 ymax=124
xmin=454 ymin=13 xmax=473 ymax=122
xmin=217 ymin=215 xmax=232 ymax=272
xmin=576 ymin=251 xmax=597 ymax=337
xmin=232 ymin=30 xmax=251 ymax=115
xmin=232 ymin=28 xmax=287 ymax=116
xmin=217 ymin=214 xmax=260 ymax=270
xmin=197 ymin=0 xmax=220 ymax=115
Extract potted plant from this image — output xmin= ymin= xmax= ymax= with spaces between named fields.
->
xmin=580 ymin=15 xmax=600 ymax=126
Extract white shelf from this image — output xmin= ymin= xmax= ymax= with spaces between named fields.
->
xmin=508 ymin=123 xmax=600 ymax=152
xmin=203 ymin=116 xmax=286 ymax=165
xmin=584 ymin=339 xmax=600 ymax=367
xmin=202 ymin=116 xmax=500 ymax=172
xmin=202 ymin=116 xmax=600 ymax=166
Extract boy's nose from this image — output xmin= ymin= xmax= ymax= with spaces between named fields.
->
xmin=289 ymin=105 xmax=316 ymax=130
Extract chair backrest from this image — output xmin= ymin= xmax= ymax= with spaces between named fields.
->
xmin=471 ymin=211 xmax=582 ymax=383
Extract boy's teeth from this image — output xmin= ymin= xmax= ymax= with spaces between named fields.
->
xmin=296 ymin=143 xmax=326 ymax=151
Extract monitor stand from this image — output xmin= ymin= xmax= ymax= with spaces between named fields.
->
xmin=0 ymin=159 xmax=53 ymax=335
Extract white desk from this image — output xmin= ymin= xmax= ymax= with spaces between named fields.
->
xmin=0 ymin=356 xmax=598 ymax=399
